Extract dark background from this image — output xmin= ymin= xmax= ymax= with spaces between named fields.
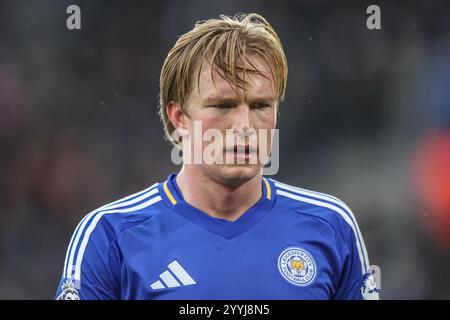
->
xmin=1 ymin=0 xmax=450 ymax=299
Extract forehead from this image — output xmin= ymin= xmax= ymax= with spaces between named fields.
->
xmin=194 ymin=54 xmax=275 ymax=101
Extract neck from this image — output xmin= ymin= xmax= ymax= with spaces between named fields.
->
xmin=176 ymin=166 xmax=263 ymax=221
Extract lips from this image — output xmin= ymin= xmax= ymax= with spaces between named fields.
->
xmin=234 ymin=145 xmax=248 ymax=154
xmin=226 ymin=145 xmax=257 ymax=154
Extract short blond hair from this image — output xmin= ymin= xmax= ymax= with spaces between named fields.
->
xmin=159 ymin=13 xmax=288 ymax=145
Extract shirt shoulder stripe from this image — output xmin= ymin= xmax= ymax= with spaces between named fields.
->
xmin=63 ymin=183 xmax=159 ymax=279
xmin=274 ymin=180 xmax=368 ymax=274
xmin=73 ymin=194 xmax=162 ymax=281
xmin=273 ymin=180 xmax=368 ymax=259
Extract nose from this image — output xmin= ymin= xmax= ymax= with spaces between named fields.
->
xmin=231 ymin=104 xmax=252 ymax=137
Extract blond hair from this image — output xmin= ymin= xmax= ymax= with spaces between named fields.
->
xmin=159 ymin=13 xmax=288 ymax=145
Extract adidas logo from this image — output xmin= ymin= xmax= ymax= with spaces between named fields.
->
xmin=150 ymin=260 xmax=197 ymax=290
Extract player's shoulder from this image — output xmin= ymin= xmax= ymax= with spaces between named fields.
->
xmin=59 ymin=181 xmax=165 ymax=284
xmin=270 ymin=178 xmax=370 ymax=275
xmin=269 ymin=178 xmax=359 ymax=235
xmin=77 ymin=181 xmax=165 ymax=236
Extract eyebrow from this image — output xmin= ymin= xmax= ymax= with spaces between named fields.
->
xmin=203 ymin=95 xmax=277 ymax=105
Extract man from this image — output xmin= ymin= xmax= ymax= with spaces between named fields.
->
xmin=56 ymin=13 xmax=379 ymax=300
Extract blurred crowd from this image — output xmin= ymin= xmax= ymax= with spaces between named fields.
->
xmin=1 ymin=0 xmax=450 ymax=299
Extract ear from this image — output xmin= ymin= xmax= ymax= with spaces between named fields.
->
xmin=166 ymin=101 xmax=188 ymax=131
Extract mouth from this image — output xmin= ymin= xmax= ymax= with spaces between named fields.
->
xmin=225 ymin=145 xmax=257 ymax=158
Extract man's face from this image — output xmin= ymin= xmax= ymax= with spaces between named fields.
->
xmin=181 ymin=54 xmax=277 ymax=187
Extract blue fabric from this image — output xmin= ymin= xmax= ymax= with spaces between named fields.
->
xmin=56 ymin=173 xmax=372 ymax=300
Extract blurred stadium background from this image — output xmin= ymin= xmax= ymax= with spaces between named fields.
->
xmin=1 ymin=0 xmax=450 ymax=299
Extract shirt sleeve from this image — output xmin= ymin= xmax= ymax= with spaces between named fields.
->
xmin=55 ymin=215 xmax=121 ymax=300
xmin=333 ymin=215 xmax=380 ymax=300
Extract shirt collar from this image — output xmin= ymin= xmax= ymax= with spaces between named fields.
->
xmin=158 ymin=172 xmax=276 ymax=239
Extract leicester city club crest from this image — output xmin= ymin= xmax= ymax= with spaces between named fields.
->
xmin=278 ymin=247 xmax=317 ymax=286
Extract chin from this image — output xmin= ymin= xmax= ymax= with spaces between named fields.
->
xmin=207 ymin=163 xmax=261 ymax=188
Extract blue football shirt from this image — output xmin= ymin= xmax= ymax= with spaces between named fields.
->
xmin=55 ymin=173 xmax=379 ymax=300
